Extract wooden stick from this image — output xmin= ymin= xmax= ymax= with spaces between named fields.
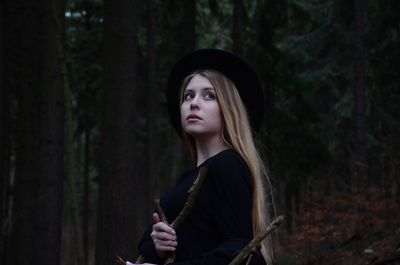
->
xmin=245 ymin=253 xmax=253 ymax=265
xmin=164 ymin=167 xmax=207 ymax=264
xmin=155 ymin=198 xmax=169 ymax=223
xmin=170 ymin=167 xmax=207 ymax=230
xmin=116 ymin=256 xmax=126 ymax=265
xmin=134 ymin=167 xmax=208 ymax=264
xmin=154 ymin=199 xmax=173 ymax=264
xmin=134 ymin=255 xmax=145 ymax=264
xmin=118 ymin=253 xmax=144 ymax=265
xmin=228 ymin=216 xmax=284 ymax=265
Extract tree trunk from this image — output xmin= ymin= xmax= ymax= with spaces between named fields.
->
xmin=64 ymin=41 xmax=85 ymax=265
xmin=0 ymin=1 xmax=11 ymax=263
xmin=95 ymin=0 xmax=138 ymax=264
xmin=83 ymin=128 xmax=91 ymax=265
xmin=167 ymin=0 xmax=197 ymax=191
xmin=81 ymin=5 xmax=94 ymax=264
xmin=6 ymin=1 xmax=65 ymax=265
xmin=145 ymin=0 xmax=159 ymax=223
xmin=284 ymin=183 xmax=293 ymax=233
xmin=232 ymin=0 xmax=245 ymax=56
xmin=352 ymin=0 xmax=367 ymax=191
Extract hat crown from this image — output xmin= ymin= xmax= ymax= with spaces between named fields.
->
xmin=167 ymin=49 xmax=264 ymax=136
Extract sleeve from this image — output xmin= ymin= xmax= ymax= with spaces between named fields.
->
xmin=137 ymin=223 xmax=163 ymax=264
xmin=170 ymin=153 xmax=266 ymax=265
xmin=138 ymin=171 xmax=191 ymax=263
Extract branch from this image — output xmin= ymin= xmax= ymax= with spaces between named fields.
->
xmin=165 ymin=167 xmax=207 ymax=264
xmin=155 ymin=198 xmax=169 ymax=223
xmin=117 ymin=256 xmax=125 ymax=265
xmin=132 ymin=167 xmax=208 ymax=264
xmin=117 ymin=254 xmax=144 ymax=265
xmin=171 ymin=167 xmax=207 ymax=230
xmin=154 ymin=199 xmax=173 ymax=264
xmin=228 ymin=216 xmax=284 ymax=265
xmin=127 ymin=199 xmax=169 ymax=265
xmin=135 ymin=255 xmax=145 ymax=264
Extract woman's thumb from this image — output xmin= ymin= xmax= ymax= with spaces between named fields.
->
xmin=153 ymin=212 xmax=160 ymax=223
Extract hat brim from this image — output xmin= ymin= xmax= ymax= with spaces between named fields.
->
xmin=167 ymin=49 xmax=264 ymax=137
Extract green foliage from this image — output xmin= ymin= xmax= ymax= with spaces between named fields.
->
xmin=241 ymin=4 xmax=400 ymax=238
xmin=60 ymin=0 xmax=400 ymax=262
xmin=66 ymin=0 xmax=103 ymax=132
xmin=65 ymin=0 xmax=103 ymax=185
xmin=197 ymin=0 xmax=232 ymax=49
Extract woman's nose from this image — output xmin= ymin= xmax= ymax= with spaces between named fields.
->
xmin=190 ymin=97 xmax=199 ymax=110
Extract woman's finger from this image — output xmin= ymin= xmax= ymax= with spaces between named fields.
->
xmin=155 ymin=244 xmax=176 ymax=252
xmin=152 ymin=222 xmax=176 ymax=235
xmin=153 ymin=238 xmax=178 ymax=247
xmin=151 ymin=230 xmax=177 ymax=241
xmin=152 ymin=212 xmax=160 ymax=223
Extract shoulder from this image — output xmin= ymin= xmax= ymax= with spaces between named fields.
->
xmin=205 ymin=149 xmax=248 ymax=169
xmin=205 ymin=149 xmax=252 ymax=187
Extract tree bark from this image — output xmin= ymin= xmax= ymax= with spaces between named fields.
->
xmin=167 ymin=0 xmax=197 ymax=191
xmin=6 ymin=1 xmax=65 ymax=265
xmin=0 ymin=1 xmax=11 ymax=263
xmin=145 ymin=0 xmax=159 ymax=223
xmin=83 ymin=128 xmax=91 ymax=265
xmin=64 ymin=44 xmax=85 ymax=265
xmin=284 ymin=183 xmax=293 ymax=232
xmin=95 ymin=0 xmax=138 ymax=264
xmin=81 ymin=4 xmax=94 ymax=264
xmin=352 ymin=0 xmax=367 ymax=191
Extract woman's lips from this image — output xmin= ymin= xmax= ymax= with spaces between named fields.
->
xmin=186 ymin=114 xmax=201 ymax=121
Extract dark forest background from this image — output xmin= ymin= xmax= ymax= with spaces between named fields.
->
xmin=1 ymin=0 xmax=399 ymax=265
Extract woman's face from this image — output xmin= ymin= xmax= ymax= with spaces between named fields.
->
xmin=180 ymin=74 xmax=223 ymax=139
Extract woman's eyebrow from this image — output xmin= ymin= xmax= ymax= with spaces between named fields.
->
xmin=185 ymin=87 xmax=214 ymax=91
xmin=202 ymin=87 xmax=215 ymax=91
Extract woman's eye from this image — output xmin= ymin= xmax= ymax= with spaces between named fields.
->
xmin=184 ymin=93 xmax=194 ymax=101
xmin=204 ymin=92 xmax=216 ymax=100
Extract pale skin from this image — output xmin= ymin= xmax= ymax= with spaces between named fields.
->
xmin=128 ymin=74 xmax=227 ymax=265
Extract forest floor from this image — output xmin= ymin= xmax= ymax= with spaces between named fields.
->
xmin=275 ymin=188 xmax=400 ymax=265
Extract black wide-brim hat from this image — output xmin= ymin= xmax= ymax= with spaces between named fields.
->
xmin=167 ymin=49 xmax=264 ymax=136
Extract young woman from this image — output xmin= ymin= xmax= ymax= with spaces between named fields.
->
xmin=131 ymin=49 xmax=274 ymax=265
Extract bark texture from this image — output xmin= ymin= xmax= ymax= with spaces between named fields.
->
xmin=95 ymin=0 xmax=138 ymax=264
xmin=5 ymin=1 xmax=65 ymax=265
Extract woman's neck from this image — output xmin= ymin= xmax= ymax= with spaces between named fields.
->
xmin=195 ymin=136 xmax=228 ymax=167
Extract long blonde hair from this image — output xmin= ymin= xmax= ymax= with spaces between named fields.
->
xmin=179 ymin=69 xmax=274 ymax=264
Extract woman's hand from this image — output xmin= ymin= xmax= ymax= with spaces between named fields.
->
xmin=126 ymin=261 xmax=156 ymax=265
xmin=151 ymin=213 xmax=178 ymax=258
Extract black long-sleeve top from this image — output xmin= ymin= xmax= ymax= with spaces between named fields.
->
xmin=138 ymin=149 xmax=266 ymax=265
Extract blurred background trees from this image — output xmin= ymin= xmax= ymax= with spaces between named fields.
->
xmin=1 ymin=0 xmax=399 ymax=264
